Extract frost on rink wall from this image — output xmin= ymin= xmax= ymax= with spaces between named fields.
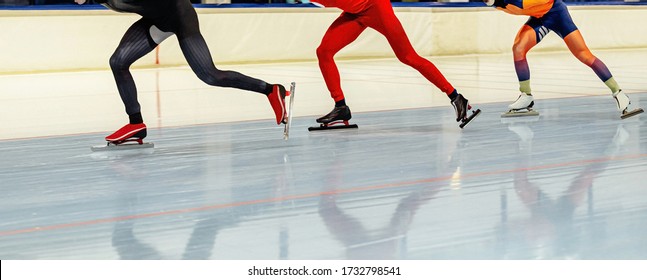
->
xmin=1 ymin=6 xmax=646 ymax=74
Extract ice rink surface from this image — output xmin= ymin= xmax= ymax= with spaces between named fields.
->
xmin=1 ymin=49 xmax=646 ymax=259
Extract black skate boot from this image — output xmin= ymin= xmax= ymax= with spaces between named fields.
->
xmin=309 ymin=105 xmax=358 ymax=131
xmin=451 ymin=94 xmax=481 ymax=129
xmin=316 ymin=105 xmax=352 ymax=123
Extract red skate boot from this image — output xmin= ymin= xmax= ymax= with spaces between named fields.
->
xmin=92 ymin=123 xmax=153 ymax=151
xmin=267 ymin=84 xmax=287 ymax=125
xmin=106 ymin=123 xmax=147 ymax=144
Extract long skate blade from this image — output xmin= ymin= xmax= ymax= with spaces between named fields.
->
xmin=620 ymin=108 xmax=644 ymax=119
xmin=308 ymin=124 xmax=358 ymax=131
xmin=283 ymin=82 xmax=296 ymax=140
xmin=91 ymin=142 xmax=154 ymax=152
xmin=501 ymin=110 xmax=539 ymax=118
xmin=459 ymin=109 xmax=481 ymax=129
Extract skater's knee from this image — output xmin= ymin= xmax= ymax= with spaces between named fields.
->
xmin=396 ymin=53 xmax=422 ymax=67
xmin=575 ymin=50 xmax=595 ymax=65
xmin=109 ymin=52 xmax=129 ymax=70
xmin=316 ymin=45 xmax=336 ymax=60
xmin=512 ymin=43 xmax=529 ymax=59
xmin=197 ymin=70 xmax=226 ymax=86
xmin=198 ymin=74 xmax=221 ymax=86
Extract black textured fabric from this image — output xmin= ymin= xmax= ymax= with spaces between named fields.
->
xmin=129 ymin=112 xmax=144 ymax=124
xmin=107 ymin=0 xmax=270 ymax=117
xmin=101 ymin=0 xmax=172 ymax=19
xmin=493 ymin=0 xmax=506 ymax=8
xmin=110 ymin=18 xmax=157 ymax=115
xmin=180 ymin=35 xmax=267 ymax=93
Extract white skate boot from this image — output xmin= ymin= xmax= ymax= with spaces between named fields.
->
xmin=613 ymin=90 xmax=643 ymax=119
xmin=502 ymin=93 xmax=539 ymax=117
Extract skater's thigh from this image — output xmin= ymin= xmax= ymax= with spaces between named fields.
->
xmin=319 ymin=13 xmax=366 ymax=52
xmin=540 ymin=3 xmax=578 ymax=40
xmin=563 ymin=30 xmax=596 ymax=64
xmin=116 ymin=18 xmax=156 ymax=48
xmin=171 ymin=0 xmax=201 ymax=39
xmin=522 ymin=17 xmax=548 ymax=44
xmin=363 ymin=0 xmax=416 ymax=56
xmin=111 ymin=18 xmax=160 ymax=63
xmin=512 ymin=24 xmax=538 ymax=58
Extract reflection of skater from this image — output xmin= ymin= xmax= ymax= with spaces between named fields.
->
xmin=487 ymin=0 xmax=643 ymax=119
xmin=111 ymin=199 xmax=244 ymax=260
xmin=75 ymin=0 xmax=289 ymax=146
xmin=499 ymin=121 xmax=627 ymax=259
xmin=310 ymin=0 xmax=480 ymax=129
xmin=112 ymin=220 xmax=163 ymax=260
xmin=109 ymin=144 xmax=293 ymax=259
xmin=107 ymin=154 xmax=164 ymax=259
xmin=319 ymin=187 xmax=440 ymax=259
xmin=508 ymin=161 xmax=606 ymax=259
xmin=181 ymin=214 xmax=242 ymax=260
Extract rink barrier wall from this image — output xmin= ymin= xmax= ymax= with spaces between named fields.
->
xmin=1 ymin=3 xmax=647 ymax=73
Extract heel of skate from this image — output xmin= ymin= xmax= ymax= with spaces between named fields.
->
xmin=621 ymin=108 xmax=644 ymax=119
xmin=459 ymin=108 xmax=481 ymax=129
xmin=268 ymin=84 xmax=287 ymax=125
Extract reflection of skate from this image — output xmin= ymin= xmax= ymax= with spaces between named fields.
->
xmin=501 ymin=115 xmax=539 ymax=143
xmin=90 ymin=145 xmax=154 ymax=160
xmin=501 ymin=93 xmax=539 ymax=118
xmin=308 ymin=105 xmax=358 ymax=131
xmin=451 ymin=93 xmax=481 ymax=129
xmin=604 ymin=124 xmax=629 ymax=156
xmin=503 ymin=115 xmax=538 ymax=154
xmin=508 ymin=124 xmax=534 ymax=144
xmin=613 ymin=90 xmax=643 ymax=119
xmin=91 ymin=123 xmax=154 ymax=152
xmin=319 ymin=187 xmax=440 ymax=259
xmin=500 ymin=114 xmax=540 ymax=124
xmin=611 ymin=124 xmax=629 ymax=146
xmin=112 ymin=221 xmax=162 ymax=260
xmin=283 ymin=82 xmax=296 ymax=140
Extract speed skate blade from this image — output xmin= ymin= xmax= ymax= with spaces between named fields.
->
xmin=459 ymin=109 xmax=481 ymax=129
xmin=308 ymin=124 xmax=358 ymax=131
xmin=91 ymin=142 xmax=154 ymax=152
xmin=621 ymin=108 xmax=644 ymax=119
xmin=501 ymin=110 xmax=539 ymax=118
xmin=283 ymin=82 xmax=296 ymax=140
